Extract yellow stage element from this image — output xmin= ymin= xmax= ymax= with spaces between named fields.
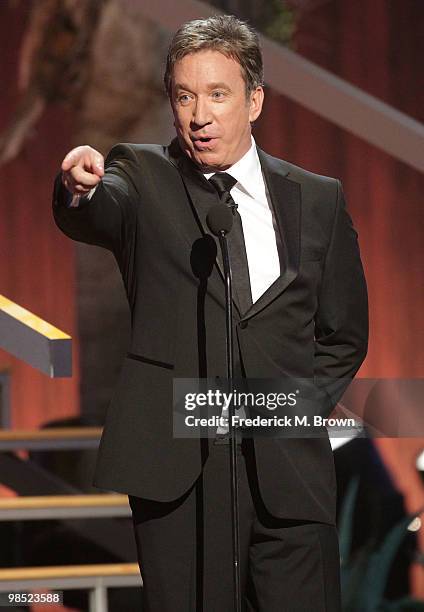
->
xmin=0 ymin=295 xmax=70 ymax=340
xmin=0 ymin=294 xmax=72 ymax=376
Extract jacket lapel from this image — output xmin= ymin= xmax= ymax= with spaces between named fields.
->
xmin=241 ymin=148 xmax=301 ymax=321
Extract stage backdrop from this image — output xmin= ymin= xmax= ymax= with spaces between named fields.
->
xmin=255 ymin=0 xmax=423 ymax=379
xmin=0 ymin=4 xmax=80 ymax=432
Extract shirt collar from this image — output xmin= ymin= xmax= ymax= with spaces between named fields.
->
xmin=203 ymin=136 xmax=266 ymax=203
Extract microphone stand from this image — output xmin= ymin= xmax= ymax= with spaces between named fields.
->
xmin=218 ymin=230 xmax=242 ymax=612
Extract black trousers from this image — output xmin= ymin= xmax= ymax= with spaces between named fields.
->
xmin=129 ymin=439 xmax=341 ymax=611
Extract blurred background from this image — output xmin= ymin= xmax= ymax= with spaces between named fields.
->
xmin=0 ymin=0 xmax=423 ymax=610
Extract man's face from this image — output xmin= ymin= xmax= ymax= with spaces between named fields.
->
xmin=170 ymin=50 xmax=264 ymax=171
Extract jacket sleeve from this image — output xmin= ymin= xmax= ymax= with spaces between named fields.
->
xmin=313 ymin=180 xmax=369 ymax=411
xmin=52 ymin=143 xmax=139 ymax=257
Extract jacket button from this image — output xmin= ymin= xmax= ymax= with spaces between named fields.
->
xmin=239 ymin=321 xmax=248 ymax=329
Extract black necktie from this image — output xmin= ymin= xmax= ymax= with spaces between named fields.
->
xmin=208 ymin=173 xmax=253 ymax=314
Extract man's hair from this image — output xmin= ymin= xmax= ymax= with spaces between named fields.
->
xmin=164 ymin=15 xmax=264 ymax=99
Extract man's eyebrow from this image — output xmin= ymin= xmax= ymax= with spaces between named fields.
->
xmin=174 ymin=83 xmax=193 ymax=92
xmin=207 ymin=82 xmax=232 ymax=91
xmin=174 ymin=82 xmax=232 ymax=92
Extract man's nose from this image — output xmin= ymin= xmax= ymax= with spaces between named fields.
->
xmin=191 ymin=97 xmax=212 ymax=128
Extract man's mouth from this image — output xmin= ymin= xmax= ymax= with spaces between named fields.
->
xmin=192 ymin=136 xmax=218 ymax=150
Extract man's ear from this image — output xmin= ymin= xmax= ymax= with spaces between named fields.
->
xmin=249 ymin=86 xmax=264 ymax=122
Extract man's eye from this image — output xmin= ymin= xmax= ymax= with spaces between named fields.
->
xmin=178 ymin=94 xmax=191 ymax=104
xmin=212 ymin=91 xmax=225 ymax=99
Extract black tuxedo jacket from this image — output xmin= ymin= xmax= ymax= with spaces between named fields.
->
xmin=53 ymin=138 xmax=368 ymax=525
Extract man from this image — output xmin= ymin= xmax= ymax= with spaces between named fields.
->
xmin=54 ymin=15 xmax=368 ymax=611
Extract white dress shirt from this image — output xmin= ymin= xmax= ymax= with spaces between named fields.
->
xmin=204 ymin=136 xmax=280 ymax=303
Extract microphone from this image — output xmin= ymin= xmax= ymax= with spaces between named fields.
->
xmin=206 ymin=204 xmax=233 ymax=236
xmin=206 ymin=201 xmax=241 ymax=611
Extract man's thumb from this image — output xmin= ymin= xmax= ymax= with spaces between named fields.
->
xmin=93 ymin=156 xmax=104 ymax=177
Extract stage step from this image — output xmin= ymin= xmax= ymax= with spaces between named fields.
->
xmin=0 ymin=493 xmax=130 ymax=520
xmin=0 ymin=563 xmax=142 ymax=612
xmin=0 ymin=562 xmax=140 ymax=582
xmin=0 ymin=427 xmax=102 ymax=450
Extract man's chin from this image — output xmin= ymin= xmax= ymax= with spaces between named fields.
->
xmin=192 ymin=151 xmax=230 ymax=173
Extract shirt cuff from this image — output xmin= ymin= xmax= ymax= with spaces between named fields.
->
xmin=69 ymin=186 xmax=97 ymax=208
